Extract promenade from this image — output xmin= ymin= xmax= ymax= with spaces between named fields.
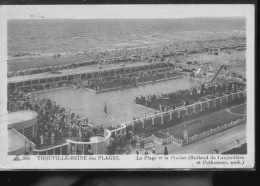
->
xmin=128 ymin=123 xmax=246 ymax=155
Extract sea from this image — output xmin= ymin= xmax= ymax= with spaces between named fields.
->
xmin=8 ymin=18 xmax=246 ymax=59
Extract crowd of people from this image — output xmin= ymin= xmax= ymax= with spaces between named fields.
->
xmin=6 ymin=35 xmax=247 ymax=155
xmin=7 ymin=81 xmax=246 ymax=155
xmin=9 ymin=62 xmax=181 ymax=93
xmin=136 ymin=81 xmax=246 ymax=111
xmin=130 ymin=81 xmax=247 ymax=148
xmin=79 ymin=63 xmax=180 ymax=91
xmin=7 ymin=89 xmax=107 ymax=148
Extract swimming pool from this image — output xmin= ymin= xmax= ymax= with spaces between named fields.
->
xmin=37 ymin=78 xmax=198 ymax=127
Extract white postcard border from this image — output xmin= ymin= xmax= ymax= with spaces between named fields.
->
xmin=0 ymin=5 xmax=255 ymax=170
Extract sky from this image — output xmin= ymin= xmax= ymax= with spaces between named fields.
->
xmin=0 ymin=5 xmax=254 ymax=19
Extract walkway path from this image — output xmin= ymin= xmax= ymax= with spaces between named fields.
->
xmin=127 ymin=123 xmax=246 ymax=155
xmin=171 ymin=123 xmax=246 ymax=154
xmin=226 ymin=103 xmax=246 ymax=117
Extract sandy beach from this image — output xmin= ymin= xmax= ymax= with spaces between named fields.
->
xmin=8 ymin=30 xmax=245 ymax=72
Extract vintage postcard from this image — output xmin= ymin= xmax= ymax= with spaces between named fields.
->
xmin=0 ymin=5 xmax=255 ymax=169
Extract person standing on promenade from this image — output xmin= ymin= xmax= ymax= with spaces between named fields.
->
xmin=164 ymin=146 xmax=168 ymax=155
xmin=152 ymin=147 xmax=156 ymax=154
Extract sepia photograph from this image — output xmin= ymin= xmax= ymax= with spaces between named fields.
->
xmin=0 ymin=5 xmax=255 ymax=169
